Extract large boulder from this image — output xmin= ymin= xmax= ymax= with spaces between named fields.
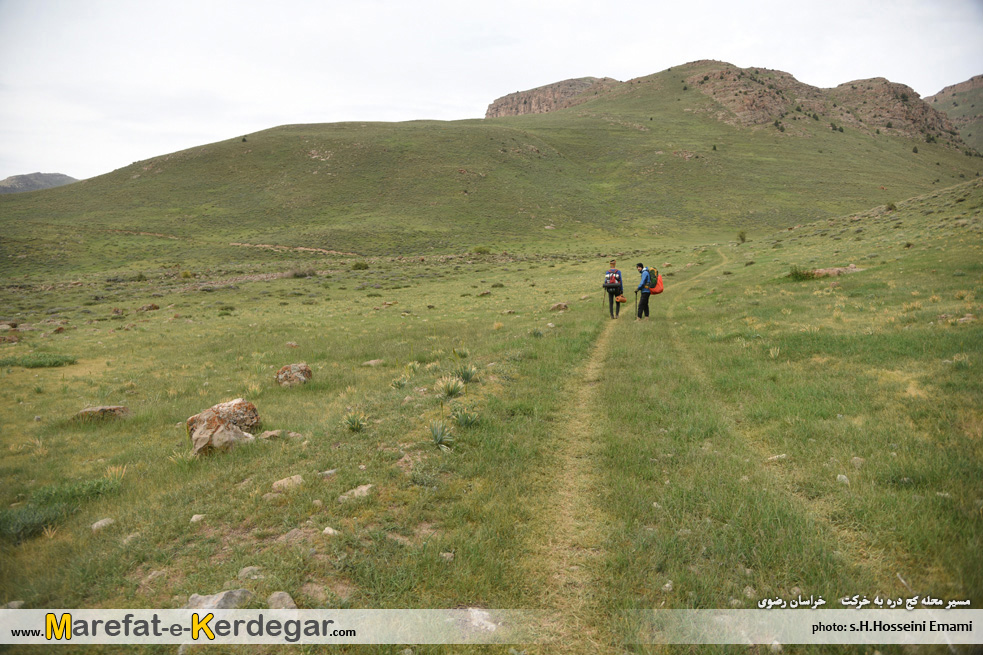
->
xmin=186 ymin=399 xmax=260 ymax=456
xmin=275 ymin=363 xmax=312 ymax=387
xmin=186 ymin=398 xmax=259 ymax=434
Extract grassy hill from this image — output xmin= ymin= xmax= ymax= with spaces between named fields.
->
xmin=0 ymin=61 xmax=981 ymax=653
xmin=927 ymin=74 xmax=983 ymax=155
xmin=1 ymin=61 xmax=979 ymax=281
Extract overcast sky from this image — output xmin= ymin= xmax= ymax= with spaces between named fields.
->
xmin=1 ymin=0 xmax=981 ymax=181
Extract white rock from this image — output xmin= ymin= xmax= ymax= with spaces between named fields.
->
xmin=190 ymin=514 xmax=205 ymax=523
xmin=238 ymin=566 xmax=264 ymax=580
xmin=267 ymin=591 xmax=297 ymax=609
xmin=272 ymin=475 xmax=303 ymax=492
xmin=851 ymin=457 xmax=865 ymax=469
xmin=91 ymin=518 xmax=115 ymax=533
xmin=338 ymin=484 xmax=374 ymax=503
xmin=662 ymin=581 xmax=674 ymax=592
xmin=837 ymin=474 xmax=850 ymax=486
xmin=184 ymin=589 xmax=253 ymax=610
xmin=322 ymin=527 xmax=339 ymax=536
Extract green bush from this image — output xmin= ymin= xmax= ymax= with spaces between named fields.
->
xmin=0 ymin=354 xmax=77 ymax=368
xmin=352 ymin=261 xmax=370 ymax=271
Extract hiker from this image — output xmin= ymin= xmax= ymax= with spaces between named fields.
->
xmin=602 ymin=259 xmax=624 ymax=319
xmin=635 ymin=262 xmax=652 ymax=320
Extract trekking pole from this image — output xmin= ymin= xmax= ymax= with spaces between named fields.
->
xmin=634 ymin=290 xmax=638 ymax=317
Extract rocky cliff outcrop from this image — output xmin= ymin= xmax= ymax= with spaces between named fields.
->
xmin=683 ymin=61 xmax=960 ymax=145
xmin=485 ymin=77 xmax=619 ymax=118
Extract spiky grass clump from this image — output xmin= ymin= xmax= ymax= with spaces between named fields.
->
xmin=428 ymin=420 xmax=455 ymax=452
xmin=435 ymin=376 xmax=464 ymax=399
xmin=391 ymin=376 xmax=409 ymax=389
xmin=451 ymin=406 xmax=480 ymax=429
xmin=455 ymin=364 xmax=479 ymax=385
xmin=342 ymin=411 xmax=368 ymax=433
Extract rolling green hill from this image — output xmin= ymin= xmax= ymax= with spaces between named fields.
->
xmin=927 ymin=74 xmax=983 ymax=154
xmin=1 ymin=60 xmax=979 ymax=281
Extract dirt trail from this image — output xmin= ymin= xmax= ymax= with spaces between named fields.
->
xmin=528 ymin=319 xmax=617 ymax=652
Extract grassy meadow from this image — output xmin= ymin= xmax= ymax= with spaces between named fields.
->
xmin=0 ymin=179 xmax=980 ymax=654
xmin=1 ymin=61 xmax=982 ymax=654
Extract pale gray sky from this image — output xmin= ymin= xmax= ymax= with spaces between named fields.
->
xmin=1 ymin=0 xmax=981 ymax=180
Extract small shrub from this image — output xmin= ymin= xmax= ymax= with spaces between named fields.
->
xmin=787 ymin=266 xmax=816 ymax=281
xmin=737 ymin=230 xmax=747 ymax=243
xmin=391 ymin=376 xmax=409 ymax=389
xmin=473 ymin=246 xmax=491 ymax=255
xmin=352 ymin=261 xmax=370 ymax=271
xmin=455 ymin=364 xmax=479 ymax=385
xmin=451 ymin=406 xmax=480 ymax=429
xmin=435 ymin=376 xmax=464 ymax=398
xmin=342 ymin=411 xmax=367 ymax=433
xmin=0 ymin=354 xmax=77 ymax=368
xmin=429 ymin=421 xmax=455 ymax=452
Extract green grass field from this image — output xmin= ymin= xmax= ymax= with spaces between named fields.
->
xmin=1 ymin=178 xmax=980 ymax=654
xmin=1 ymin=62 xmax=981 ymax=654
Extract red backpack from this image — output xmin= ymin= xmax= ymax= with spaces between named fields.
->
xmin=647 ymin=268 xmax=664 ymax=294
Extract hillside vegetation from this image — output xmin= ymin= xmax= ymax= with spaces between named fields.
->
xmin=928 ymin=74 xmax=983 ymax=155
xmin=0 ymin=61 xmax=981 ymax=654
xmin=1 ymin=61 xmax=979 ymax=281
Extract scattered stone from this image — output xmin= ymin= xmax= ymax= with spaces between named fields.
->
xmin=184 ymin=589 xmax=253 ymax=610
xmin=811 ymin=263 xmax=863 ymax=278
xmin=186 ymin=398 xmax=260 ymax=434
xmin=262 ymin=493 xmax=281 ymax=502
xmin=91 ymin=518 xmax=115 ymax=533
xmin=477 ymin=291 xmax=491 ymax=297
xmin=850 ymin=457 xmax=866 ymax=470
xmin=268 ymin=591 xmax=297 ymax=610
xmin=319 ymin=469 xmax=338 ymax=479
xmin=312 ymin=499 xmax=323 ymax=508
xmin=190 ymin=514 xmax=205 ymax=523
xmin=323 ymin=526 xmax=339 ymax=536
xmin=837 ymin=474 xmax=850 ymax=486
xmin=75 ymin=405 xmax=129 ymax=421
xmin=272 ymin=475 xmax=303 ymax=492
xmin=186 ymin=399 xmax=259 ymax=456
xmin=580 ymin=295 xmax=590 ymax=300
xmin=275 ymin=363 xmax=313 ymax=387
xmin=440 ymin=552 xmax=454 ymax=562
xmin=4 ymin=601 xmax=25 ymax=609
xmin=338 ymin=484 xmax=374 ymax=503
xmin=743 ymin=586 xmax=756 ymax=599
xmin=238 ymin=566 xmax=264 ymax=580
xmin=549 ymin=303 xmax=568 ymax=312
xmin=286 ymin=341 xmax=299 ymax=348
xmin=122 ymin=532 xmax=141 ymax=546
xmin=662 ymin=581 xmax=674 ymax=592
xmin=790 ymin=587 xmax=803 ymax=597
xmin=361 ymin=359 xmax=384 ymax=367
xmin=137 ymin=304 xmax=159 ymax=312
xmin=770 ymin=640 xmax=783 ymax=653
xmin=765 ymin=453 xmax=787 ymax=462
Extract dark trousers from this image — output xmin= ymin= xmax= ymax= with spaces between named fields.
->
xmin=637 ymin=291 xmax=651 ymax=318
xmin=607 ymin=290 xmax=621 ymax=317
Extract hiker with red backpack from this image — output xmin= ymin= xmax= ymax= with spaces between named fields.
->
xmin=602 ymin=259 xmax=625 ymax=319
xmin=634 ymin=262 xmax=663 ymax=320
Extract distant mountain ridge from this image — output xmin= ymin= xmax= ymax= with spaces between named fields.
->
xmin=486 ymin=61 xmax=969 ymax=152
xmin=0 ymin=172 xmax=77 ymax=194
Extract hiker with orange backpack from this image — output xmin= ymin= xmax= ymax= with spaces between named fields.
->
xmin=634 ymin=262 xmax=663 ymax=320
xmin=602 ymin=259 xmax=625 ymax=319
